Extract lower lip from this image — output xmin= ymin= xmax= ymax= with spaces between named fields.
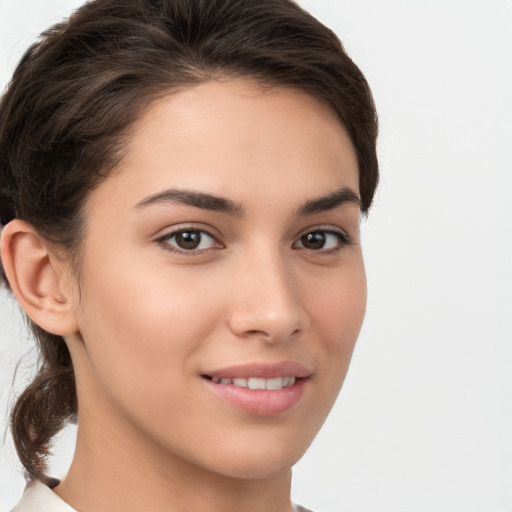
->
xmin=203 ymin=378 xmax=307 ymax=416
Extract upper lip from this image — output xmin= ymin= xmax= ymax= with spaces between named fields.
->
xmin=203 ymin=361 xmax=311 ymax=379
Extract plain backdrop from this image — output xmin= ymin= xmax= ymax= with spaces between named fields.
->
xmin=1 ymin=1 xmax=511 ymax=511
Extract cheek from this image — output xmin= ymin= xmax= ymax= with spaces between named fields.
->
xmin=313 ymin=257 xmax=366 ymax=329
xmin=307 ymin=259 xmax=367 ymax=381
xmin=75 ymin=253 xmax=223 ymax=402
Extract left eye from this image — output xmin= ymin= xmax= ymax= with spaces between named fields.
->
xmin=159 ymin=229 xmax=219 ymax=252
xmin=294 ymin=230 xmax=348 ymax=251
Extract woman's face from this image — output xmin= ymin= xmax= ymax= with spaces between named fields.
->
xmin=66 ymin=80 xmax=366 ymax=480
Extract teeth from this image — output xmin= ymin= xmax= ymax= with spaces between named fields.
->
xmin=248 ymin=377 xmax=266 ymax=390
xmin=266 ymin=377 xmax=283 ymax=390
xmin=212 ymin=376 xmax=297 ymax=390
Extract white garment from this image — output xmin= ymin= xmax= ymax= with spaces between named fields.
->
xmin=11 ymin=479 xmax=313 ymax=512
xmin=11 ymin=479 xmax=75 ymax=512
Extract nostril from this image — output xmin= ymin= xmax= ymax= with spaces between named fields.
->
xmin=226 ymin=296 xmax=308 ymax=342
xmin=246 ymin=329 xmax=265 ymax=336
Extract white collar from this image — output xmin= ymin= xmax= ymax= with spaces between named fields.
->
xmin=11 ymin=479 xmax=76 ymax=512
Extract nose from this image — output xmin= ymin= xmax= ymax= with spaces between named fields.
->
xmin=226 ymin=250 xmax=309 ymax=343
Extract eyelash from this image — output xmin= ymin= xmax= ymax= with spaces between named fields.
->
xmin=156 ymin=227 xmax=352 ymax=256
xmin=156 ymin=227 xmax=221 ymax=255
xmin=293 ymin=229 xmax=352 ymax=254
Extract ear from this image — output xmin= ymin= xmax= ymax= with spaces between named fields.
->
xmin=0 ymin=220 xmax=79 ymax=336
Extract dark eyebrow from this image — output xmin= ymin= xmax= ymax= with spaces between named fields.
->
xmin=135 ymin=186 xmax=360 ymax=218
xmin=135 ymin=188 xmax=245 ymax=217
xmin=297 ymin=187 xmax=361 ymax=216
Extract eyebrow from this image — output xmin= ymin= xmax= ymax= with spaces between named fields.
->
xmin=135 ymin=186 xmax=361 ymax=217
xmin=296 ymin=187 xmax=361 ymax=215
xmin=135 ymin=189 xmax=245 ymax=217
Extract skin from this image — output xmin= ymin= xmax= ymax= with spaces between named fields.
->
xmin=2 ymin=80 xmax=366 ymax=512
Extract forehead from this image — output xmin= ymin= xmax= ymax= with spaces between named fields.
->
xmin=86 ymin=79 xmax=359 ymax=216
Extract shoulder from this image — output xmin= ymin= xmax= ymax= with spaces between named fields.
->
xmin=11 ymin=479 xmax=76 ymax=512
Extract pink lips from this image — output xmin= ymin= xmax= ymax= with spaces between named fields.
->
xmin=202 ymin=361 xmax=310 ymax=416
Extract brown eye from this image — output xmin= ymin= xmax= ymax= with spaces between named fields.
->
xmin=159 ymin=229 xmax=219 ymax=253
xmin=294 ymin=230 xmax=349 ymax=251
xmin=175 ymin=231 xmax=202 ymax=250
xmin=301 ymin=232 xmax=327 ymax=249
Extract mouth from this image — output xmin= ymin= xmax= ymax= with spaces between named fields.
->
xmin=202 ymin=375 xmax=299 ymax=390
xmin=201 ymin=362 xmax=310 ymax=416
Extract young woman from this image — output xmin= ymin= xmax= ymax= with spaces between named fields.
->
xmin=0 ymin=0 xmax=378 ymax=511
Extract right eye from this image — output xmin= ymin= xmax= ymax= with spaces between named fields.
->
xmin=158 ymin=228 xmax=222 ymax=254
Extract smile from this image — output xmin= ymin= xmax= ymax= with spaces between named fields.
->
xmin=202 ymin=362 xmax=310 ymax=416
xmin=210 ymin=376 xmax=296 ymax=390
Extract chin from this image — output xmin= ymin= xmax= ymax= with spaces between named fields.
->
xmin=192 ymin=428 xmax=312 ymax=481
xmin=212 ymin=453 xmax=298 ymax=481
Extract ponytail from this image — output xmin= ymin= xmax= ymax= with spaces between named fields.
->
xmin=10 ymin=329 xmax=77 ymax=483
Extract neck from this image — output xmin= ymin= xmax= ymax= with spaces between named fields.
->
xmin=56 ymin=341 xmax=296 ymax=512
xmin=54 ymin=407 xmax=294 ymax=512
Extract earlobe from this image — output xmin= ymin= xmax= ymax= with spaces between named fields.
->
xmin=0 ymin=220 xmax=79 ymax=336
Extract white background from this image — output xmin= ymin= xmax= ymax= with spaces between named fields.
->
xmin=1 ymin=1 xmax=511 ymax=511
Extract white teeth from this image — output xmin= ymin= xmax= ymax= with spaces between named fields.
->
xmin=248 ymin=377 xmax=266 ymax=390
xmin=265 ymin=377 xmax=283 ymax=390
xmin=282 ymin=376 xmax=296 ymax=387
xmin=212 ymin=376 xmax=296 ymax=390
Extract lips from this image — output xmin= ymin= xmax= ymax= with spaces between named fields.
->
xmin=204 ymin=361 xmax=310 ymax=380
xmin=202 ymin=361 xmax=310 ymax=416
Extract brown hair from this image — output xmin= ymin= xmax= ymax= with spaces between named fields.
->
xmin=0 ymin=0 xmax=378 ymax=482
